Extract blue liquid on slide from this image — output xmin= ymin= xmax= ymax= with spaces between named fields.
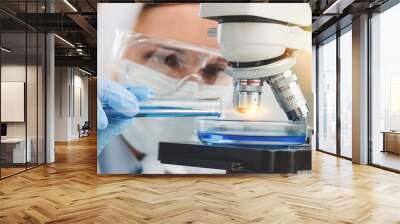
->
xmin=198 ymin=132 xmax=306 ymax=146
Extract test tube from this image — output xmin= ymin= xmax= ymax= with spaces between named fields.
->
xmin=137 ymin=98 xmax=222 ymax=118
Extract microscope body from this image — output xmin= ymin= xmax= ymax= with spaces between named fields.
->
xmin=157 ymin=4 xmax=313 ymax=173
xmin=200 ymin=3 xmax=311 ymax=121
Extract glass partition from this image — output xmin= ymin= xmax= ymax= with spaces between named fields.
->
xmin=1 ymin=31 xmax=28 ymax=177
xmin=0 ymin=1 xmax=46 ymax=179
xmin=26 ymin=0 xmax=44 ymax=169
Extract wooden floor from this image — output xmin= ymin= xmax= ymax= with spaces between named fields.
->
xmin=1 ymin=135 xmax=400 ymax=223
xmin=372 ymin=150 xmax=400 ymax=171
xmin=1 ymin=167 xmax=26 ymax=178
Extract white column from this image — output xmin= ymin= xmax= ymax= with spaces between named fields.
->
xmin=46 ymin=32 xmax=55 ymax=163
xmin=352 ymin=14 xmax=369 ymax=164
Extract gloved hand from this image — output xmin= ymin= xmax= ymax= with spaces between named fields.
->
xmin=97 ymin=76 xmax=154 ymax=153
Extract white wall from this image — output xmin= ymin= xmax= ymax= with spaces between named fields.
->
xmin=55 ymin=67 xmax=69 ymax=141
xmin=1 ymin=65 xmax=26 ymax=141
xmin=71 ymin=74 xmax=89 ymax=138
xmin=55 ymin=67 xmax=89 ymax=141
xmin=1 ymin=65 xmax=37 ymax=138
xmin=1 ymin=64 xmax=46 ymax=164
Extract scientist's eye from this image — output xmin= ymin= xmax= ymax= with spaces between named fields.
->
xmin=203 ymin=64 xmax=225 ymax=76
xmin=200 ymin=64 xmax=226 ymax=84
xmin=145 ymin=51 xmax=184 ymax=70
xmin=164 ymin=54 xmax=180 ymax=69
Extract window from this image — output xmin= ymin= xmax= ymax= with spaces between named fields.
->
xmin=316 ymin=26 xmax=353 ymax=159
xmin=370 ymin=3 xmax=400 ymax=171
xmin=317 ymin=37 xmax=337 ymax=154
xmin=339 ymin=28 xmax=352 ymax=158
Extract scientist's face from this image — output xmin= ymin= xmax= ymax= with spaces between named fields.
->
xmin=122 ymin=4 xmax=231 ymax=85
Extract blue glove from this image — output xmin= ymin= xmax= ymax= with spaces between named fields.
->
xmin=97 ymin=77 xmax=153 ymax=153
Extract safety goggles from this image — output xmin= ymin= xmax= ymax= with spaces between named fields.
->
xmin=113 ymin=32 xmax=232 ymax=86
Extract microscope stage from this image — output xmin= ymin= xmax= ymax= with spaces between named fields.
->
xmin=158 ymin=142 xmax=311 ymax=174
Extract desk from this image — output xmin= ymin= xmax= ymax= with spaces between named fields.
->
xmin=1 ymin=138 xmax=31 ymax=164
xmin=382 ymin=131 xmax=400 ymax=154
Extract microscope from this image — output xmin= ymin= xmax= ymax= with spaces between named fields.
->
xmin=158 ymin=3 xmax=312 ymax=173
xmin=200 ymin=3 xmax=310 ymax=120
